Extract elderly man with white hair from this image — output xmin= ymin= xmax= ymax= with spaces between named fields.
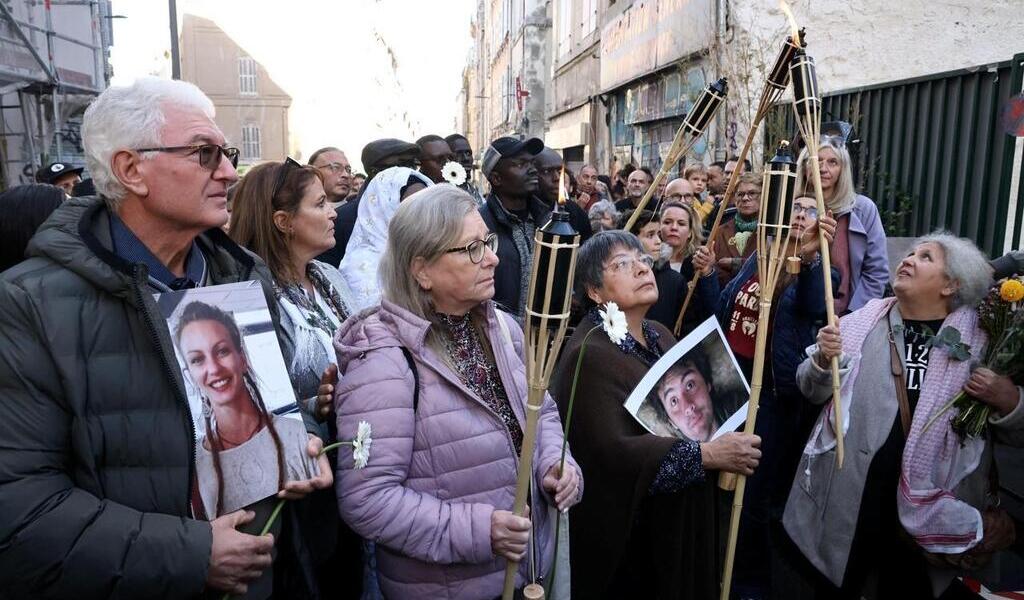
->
xmin=0 ymin=77 xmax=332 ymax=599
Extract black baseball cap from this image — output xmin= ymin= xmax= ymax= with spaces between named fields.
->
xmin=361 ymin=138 xmax=419 ymax=172
xmin=481 ymin=136 xmax=544 ymax=177
xmin=36 ymin=162 xmax=84 ymax=184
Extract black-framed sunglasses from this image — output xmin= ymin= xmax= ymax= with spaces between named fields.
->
xmin=135 ymin=143 xmax=239 ymax=170
xmin=445 ymin=232 xmax=498 ymax=264
xmin=272 ymin=157 xmax=303 ymax=201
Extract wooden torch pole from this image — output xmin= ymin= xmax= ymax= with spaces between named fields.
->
xmin=622 ymin=78 xmax=729 ymax=233
xmin=502 ymin=202 xmax=579 ymax=600
xmin=719 ymin=141 xmax=798 ymax=599
xmin=790 ymin=48 xmax=844 ymax=467
xmin=673 ymin=31 xmax=804 ymax=339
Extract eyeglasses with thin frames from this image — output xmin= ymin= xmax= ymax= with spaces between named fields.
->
xmin=445 ymin=233 xmax=498 ymax=264
xmin=135 ymin=143 xmax=240 ymax=170
xmin=604 ymin=254 xmax=655 ymax=274
xmin=792 ymin=204 xmax=818 ymax=219
xmin=317 ymin=162 xmax=353 ymax=175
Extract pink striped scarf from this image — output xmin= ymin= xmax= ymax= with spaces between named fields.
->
xmin=804 ymin=297 xmax=986 ymax=553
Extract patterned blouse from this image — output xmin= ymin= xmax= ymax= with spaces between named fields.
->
xmin=436 ymin=312 xmax=524 ymax=454
xmin=587 ymin=307 xmax=706 ymax=494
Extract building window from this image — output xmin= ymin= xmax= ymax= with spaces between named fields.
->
xmin=511 ymin=0 xmax=523 ymax=33
xmin=241 ymin=124 xmax=261 ymax=161
xmin=238 ymin=56 xmax=257 ymax=95
xmin=501 ymin=72 xmax=511 ymax=122
xmin=557 ymin=0 xmax=572 ymax=57
xmin=582 ymin=0 xmax=597 ymax=37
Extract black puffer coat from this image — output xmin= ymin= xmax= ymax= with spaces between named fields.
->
xmin=0 ymin=197 xmax=280 ymax=598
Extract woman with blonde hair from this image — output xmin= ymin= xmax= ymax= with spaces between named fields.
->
xmin=795 ymin=136 xmax=888 ymax=313
xmin=659 ymin=200 xmax=704 ymax=272
xmin=334 ymin=185 xmax=581 ymax=599
xmin=658 ymin=200 xmax=718 ymax=335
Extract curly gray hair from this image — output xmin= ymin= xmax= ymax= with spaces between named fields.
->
xmin=914 ymin=231 xmax=993 ymax=310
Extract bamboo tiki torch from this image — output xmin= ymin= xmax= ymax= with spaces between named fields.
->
xmin=622 ymin=77 xmax=728 ymax=232
xmin=790 ymin=46 xmax=844 ymax=467
xmin=719 ymin=141 xmax=799 ymax=600
xmin=673 ymin=30 xmax=805 ymax=338
xmin=502 ymin=169 xmax=580 ymax=600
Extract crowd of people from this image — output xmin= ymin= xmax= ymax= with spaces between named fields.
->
xmin=0 ymin=76 xmax=1022 ymax=600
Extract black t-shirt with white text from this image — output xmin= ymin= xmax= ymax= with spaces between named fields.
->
xmin=901 ymin=318 xmax=945 ymax=413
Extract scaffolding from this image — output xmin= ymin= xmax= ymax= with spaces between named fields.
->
xmin=0 ymin=0 xmax=112 ymax=189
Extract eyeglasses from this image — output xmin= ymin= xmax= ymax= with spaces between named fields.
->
xmin=445 ymin=232 xmax=498 ymax=264
xmin=317 ymin=162 xmax=353 ymax=175
xmin=604 ymin=254 xmax=655 ymax=274
xmin=666 ymin=192 xmax=697 ymax=202
xmin=736 ymin=190 xmax=761 ymax=200
xmin=135 ymin=143 xmax=239 ymax=170
xmin=791 ymin=205 xmax=818 ymax=219
xmin=272 ymin=157 xmax=303 ymax=201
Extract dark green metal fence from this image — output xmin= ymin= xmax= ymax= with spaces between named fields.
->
xmin=772 ymin=54 xmax=1024 ymax=257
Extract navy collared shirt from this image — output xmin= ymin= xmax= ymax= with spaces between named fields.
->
xmin=109 ymin=212 xmax=207 ymax=291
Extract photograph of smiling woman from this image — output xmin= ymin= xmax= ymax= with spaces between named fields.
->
xmin=164 ymin=285 xmax=319 ymax=518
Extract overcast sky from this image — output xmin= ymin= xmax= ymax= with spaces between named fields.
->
xmin=109 ymin=0 xmax=475 ymax=171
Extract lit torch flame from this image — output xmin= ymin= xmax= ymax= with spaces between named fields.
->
xmin=557 ymin=166 xmax=567 ymax=207
xmin=779 ymin=0 xmax=801 ymax=45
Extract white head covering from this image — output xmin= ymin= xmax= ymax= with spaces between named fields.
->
xmin=339 ymin=166 xmax=432 ymax=310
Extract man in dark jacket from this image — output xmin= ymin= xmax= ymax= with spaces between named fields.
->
xmin=0 ymin=78 xmax=331 ymax=599
xmin=315 ymin=138 xmax=420 ymax=267
xmin=478 ymin=136 xmax=549 ymax=316
xmin=533 ymin=147 xmax=593 ymax=245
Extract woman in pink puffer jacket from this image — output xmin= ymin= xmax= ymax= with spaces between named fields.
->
xmin=333 ymin=186 xmax=582 ymax=600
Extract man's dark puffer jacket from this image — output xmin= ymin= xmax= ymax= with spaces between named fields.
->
xmin=0 ymin=197 xmax=280 ymax=598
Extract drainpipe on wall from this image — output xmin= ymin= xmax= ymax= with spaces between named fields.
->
xmin=713 ymin=0 xmax=729 ymax=162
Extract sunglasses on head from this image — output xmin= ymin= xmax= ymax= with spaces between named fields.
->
xmin=272 ymin=157 xmax=303 ymax=201
xmin=135 ymin=143 xmax=240 ymax=170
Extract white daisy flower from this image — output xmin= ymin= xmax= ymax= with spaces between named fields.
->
xmin=441 ymin=161 xmax=467 ymax=186
xmin=599 ymin=301 xmax=628 ymax=345
xmin=352 ymin=420 xmax=373 ymax=469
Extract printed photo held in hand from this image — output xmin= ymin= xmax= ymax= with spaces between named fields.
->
xmin=156 ymin=281 xmax=319 ymax=518
xmin=624 ymin=317 xmax=750 ymax=442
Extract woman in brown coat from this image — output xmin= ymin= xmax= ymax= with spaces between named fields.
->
xmin=711 ymin=172 xmax=760 ymax=287
xmin=551 ymin=230 xmax=761 ymax=599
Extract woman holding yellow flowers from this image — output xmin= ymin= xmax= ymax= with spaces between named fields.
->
xmin=783 ymin=232 xmax=1024 ymax=600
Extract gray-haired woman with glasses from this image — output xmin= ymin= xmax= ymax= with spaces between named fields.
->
xmin=334 ymin=185 xmax=581 ymax=599
xmin=549 ymin=231 xmax=759 ymax=598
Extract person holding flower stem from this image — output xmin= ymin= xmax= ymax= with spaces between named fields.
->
xmin=784 ymin=232 xmax=1024 ymax=599
xmin=334 ymin=186 xmax=581 ymax=600
xmin=551 ymin=230 xmax=761 ymax=598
